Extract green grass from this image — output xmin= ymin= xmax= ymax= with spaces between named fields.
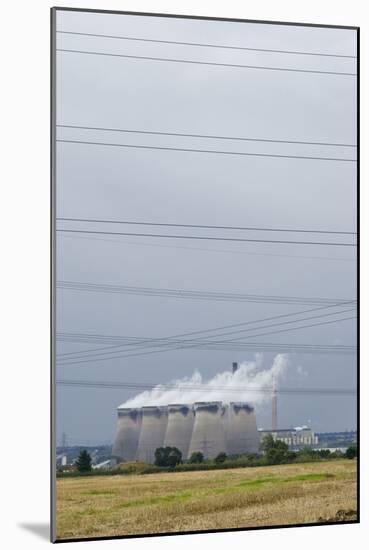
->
xmin=82 ymin=472 xmax=336 ymax=508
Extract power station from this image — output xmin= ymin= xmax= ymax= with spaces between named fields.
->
xmin=111 ymin=360 xmax=322 ymax=463
xmin=112 ymin=362 xmax=260 ymax=463
xmin=112 ymin=400 xmax=259 ymax=463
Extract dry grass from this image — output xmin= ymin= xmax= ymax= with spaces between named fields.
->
xmin=56 ymin=459 xmax=357 ymax=540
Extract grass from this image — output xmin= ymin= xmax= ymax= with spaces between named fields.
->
xmin=56 ymin=459 xmax=357 ymax=540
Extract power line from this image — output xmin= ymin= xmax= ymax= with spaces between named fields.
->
xmin=56 ymin=31 xmax=356 ymax=59
xmin=56 ymin=342 xmax=356 ymax=366
xmin=57 ymin=339 xmax=356 ymax=366
xmin=56 ymin=379 xmax=356 ymax=396
xmin=56 ymin=313 xmax=355 ymax=364
xmin=58 ymin=233 xmax=356 ymax=263
xmin=56 ymin=124 xmax=356 ymax=148
xmin=57 ymin=217 xmax=356 ymax=235
xmin=210 ymin=315 xmax=356 ymax=344
xmin=56 ymin=315 xmax=356 ymax=366
xmin=56 ymin=138 xmax=356 ymax=163
xmin=56 ymin=49 xmax=357 ymax=77
xmin=57 ymin=302 xmax=355 ymax=359
xmin=57 ymin=281 xmax=356 ymax=306
xmin=57 ymin=319 xmax=356 ymax=366
xmin=56 ymin=228 xmax=356 ymax=247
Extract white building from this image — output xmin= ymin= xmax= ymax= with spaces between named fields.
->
xmin=259 ymin=426 xmax=318 ymax=448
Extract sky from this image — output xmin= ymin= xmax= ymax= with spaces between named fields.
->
xmin=54 ymin=9 xmax=357 ymax=446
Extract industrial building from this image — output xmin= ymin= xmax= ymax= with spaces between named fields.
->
xmin=112 ymin=400 xmax=259 ymax=463
xmin=258 ymin=427 xmax=318 ymax=449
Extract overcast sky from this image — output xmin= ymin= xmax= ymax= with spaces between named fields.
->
xmin=55 ymin=9 xmax=357 ymax=446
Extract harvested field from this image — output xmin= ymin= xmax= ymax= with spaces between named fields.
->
xmin=56 ymin=459 xmax=357 ymax=540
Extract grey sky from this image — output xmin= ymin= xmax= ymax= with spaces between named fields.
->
xmin=55 ymin=10 xmax=357 ymax=446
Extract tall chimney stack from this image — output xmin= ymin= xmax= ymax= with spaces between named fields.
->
xmin=232 ymin=362 xmax=238 ymax=373
xmin=272 ymin=377 xmax=278 ymax=431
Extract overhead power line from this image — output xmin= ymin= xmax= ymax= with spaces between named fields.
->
xmin=56 ymin=302 xmax=355 ymax=359
xmin=56 ymin=138 xmax=356 ymax=163
xmin=57 ymin=48 xmax=357 ymax=77
xmin=56 ymin=228 xmax=356 ymax=247
xmin=57 ymin=217 xmax=356 ymax=235
xmin=58 ymin=232 xmax=356 ymax=263
xmin=57 ymin=339 xmax=356 ymax=366
xmin=57 ymin=281 xmax=356 ymax=306
xmin=56 ymin=379 xmax=357 ymax=396
xmin=57 ymin=124 xmax=356 ymax=148
xmin=56 ymin=30 xmax=356 ymax=59
xmin=56 ymin=315 xmax=356 ymax=366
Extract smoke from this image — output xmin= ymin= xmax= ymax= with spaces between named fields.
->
xmin=120 ymin=354 xmax=289 ymax=408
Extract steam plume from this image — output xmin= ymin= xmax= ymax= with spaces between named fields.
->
xmin=120 ymin=354 xmax=289 ymax=408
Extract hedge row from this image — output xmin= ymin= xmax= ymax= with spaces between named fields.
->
xmin=56 ymin=452 xmax=350 ymax=478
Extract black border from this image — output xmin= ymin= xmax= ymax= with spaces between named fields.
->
xmin=51 ymin=6 xmax=360 ymax=543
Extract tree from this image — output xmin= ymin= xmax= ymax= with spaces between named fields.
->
xmin=260 ymin=434 xmax=275 ymax=452
xmin=75 ymin=450 xmax=92 ymax=473
xmin=154 ymin=446 xmax=182 ymax=467
xmin=260 ymin=434 xmax=292 ymax=464
xmin=345 ymin=446 xmax=357 ymax=459
xmin=318 ymin=449 xmax=331 ymax=458
xmin=214 ymin=452 xmax=227 ymax=464
xmin=154 ymin=447 xmax=166 ymax=467
xmin=189 ymin=451 xmax=204 ymax=464
xmin=167 ymin=448 xmax=182 ymax=467
xmin=260 ymin=434 xmax=288 ymax=453
xmin=266 ymin=447 xmax=286 ymax=465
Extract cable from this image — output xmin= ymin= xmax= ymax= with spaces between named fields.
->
xmin=57 ymin=281 xmax=355 ymax=306
xmin=56 ymin=303 xmax=356 ymax=346
xmin=57 ymin=313 xmax=355 ymax=363
xmin=212 ymin=315 xmax=356 ymax=344
xmin=56 ymin=316 xmax=356 ymax=366
xmin=57 ymin=340 xmax=356 ymax=366
xmin=57 ymin=217 xmax=356 ymax=235
xmin=56 ymin=138 xmax=356 ymax=163
xmin=56 ymin=302 xmax=355 ymax=359
xmin=56 ymin=124 xmax=356 ymax=149
xmin=56 ymin=31 xmax=356 ymax=59
xmin=58 ymin=233 xmax=356 ymax=263
xmin=56 ymin=379 xmax=357 ymax=396
xmin=56 ymin=228 xmax=356 ymax=247
xmin=56 ymin=49 xmax=357 ymax=77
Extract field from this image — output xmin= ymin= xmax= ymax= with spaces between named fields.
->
xmin=56 ymin=459 xmax=357 ymax=540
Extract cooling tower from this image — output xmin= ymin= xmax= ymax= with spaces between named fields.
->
xmin=111 ymin=408 xmax=142 ymax=462
xmin=163 ymin=404 xmax=195 ymax=458
xmin=187 ymin=401 xmax=227 ymax=459
xmin=226 ymin=402 xmax=259 ymax=455
xmin=136 ymin=406 xmax=168 ymax=463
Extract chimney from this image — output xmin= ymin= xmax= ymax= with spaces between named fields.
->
xmin=232 ymin=362 xmax=238 ymax=373
xmin=272 ymin=377 xmax=278 ymax=431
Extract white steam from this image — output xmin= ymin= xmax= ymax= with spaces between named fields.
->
xmin=120 ymin=354 xmax=289 ymax=408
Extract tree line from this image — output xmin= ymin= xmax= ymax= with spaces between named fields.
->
xmin=66 ymin=437 xmax=357 ymax=474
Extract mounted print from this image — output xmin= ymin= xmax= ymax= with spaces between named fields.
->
xmin=51 ymin=7 xmax=359 ymax=542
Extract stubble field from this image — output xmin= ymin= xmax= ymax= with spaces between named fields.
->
xmin=56 ymin=459 xmax=357 ymax=540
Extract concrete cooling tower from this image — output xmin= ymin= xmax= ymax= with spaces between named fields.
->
xmin=187 ymin=401 xmax=227 ymax=460
xmin=112 ymin=408 xmax=142 ymax=462
xmin=226 ymin=403 xmax=259 ymax=455
xmin=136 ymin=406 xmax=168 ymax=463
xmin=163 ymin=404 xmax=195 ymax=458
